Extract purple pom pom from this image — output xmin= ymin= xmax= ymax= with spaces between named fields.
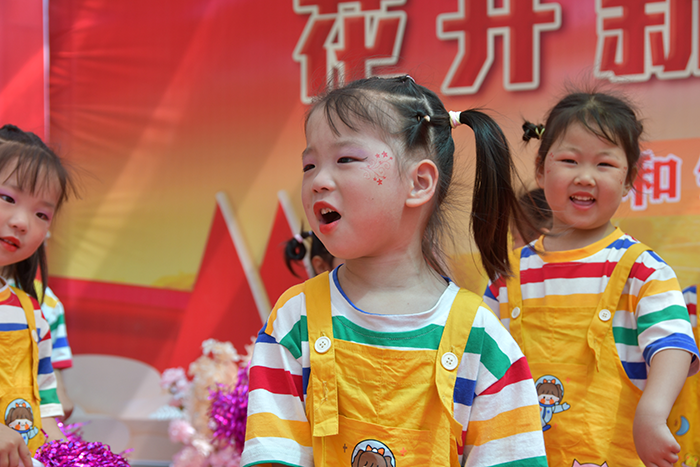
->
xmin=34 ymin=439 xmax=131 ymax=466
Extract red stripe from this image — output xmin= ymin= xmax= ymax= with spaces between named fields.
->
xmin=249 ymin=365 xmax=304 ymax=399
xmin=480 ymin=356 xmax=533 ymax=396
xmin=521 ymin=260 xmax=655 ymax=285
xmin=688 ymin=303 xmax=696 ymax=316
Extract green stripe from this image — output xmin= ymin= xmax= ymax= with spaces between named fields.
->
xmin=468 ymin=327 xmax=511 ymax=379
xmin=637 ymin=305 xmax=690 ymax=334
xmin=279 ymin=316 xmax=307 ymax=360
xmin=612 ymin=326 xmax=638 ymax=346
xmin=39 ymin=388 xmax=60 ymax=405
xmin=489 ymin=456 xmax=548 ymax=467
xmin=49 ymin=313 xmax=65 ymax=332
xmin=332 ymin=316 xmax=443 ymax=349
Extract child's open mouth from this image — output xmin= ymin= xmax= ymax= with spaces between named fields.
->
xmin=570 ymin=195 xmax=595 ymax=207
xmin=320 ymin=207 xmax=341 ymax=224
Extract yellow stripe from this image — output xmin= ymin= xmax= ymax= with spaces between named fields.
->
xmin=638 ymin=277 xmax=682 ymax=301
xmin=245 ymin=412 xmax=312 ymax=446
xmin=464 ymin=405 xmax=541 ymax=446
xmin=265 ymin=283 xmax=306 ymax=335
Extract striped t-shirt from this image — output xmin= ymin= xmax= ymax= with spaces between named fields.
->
xmin=0 ymin=280 xmax=62 ymax=418
xmin=684 ymin=285 xmax=697 ymax=329
xmin=241 ymin=269 xmax=547 ymax=467
xmin=484 ymin=228 xmax=699 ymax=390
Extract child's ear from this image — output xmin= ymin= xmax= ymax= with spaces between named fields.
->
xmin=536 ymin=162 xmax=546 ymax=190
xmin=406 ymin=159 xmax=438 ymax=208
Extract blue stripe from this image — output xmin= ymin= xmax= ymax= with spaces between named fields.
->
xmin=642 ymin=333 xmax=699 ymax=365
xmin=0 ymin=323 xmax=28 ymax=331
xmin=647 ymin=250 xmax=665 ymax=264
xmin=621 ymin=361 xmax=647 ymax=380
xmin=256 ymin=330 xmax=277 ymax=344
xmin=521 ymin=245 xmax=538 ymax=258
xmin=605 ymin=237 xmax=637 ymax=251
xmin=453 ymin=377 xmax=476 ymax=406
xmin=302 ymin=367 xmax=310 ymax=395
xmin=483 ymin=286 xmax=496 ymax=301
xmin=37 ymin=356 xmax=53 ymax=375
xmin=53 ymin=337 xmax=69 ymax=348
xmin=685 ymin=285 xmax=697 ymax=294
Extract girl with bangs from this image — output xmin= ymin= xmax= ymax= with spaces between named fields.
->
xmin=241 ymin=76 xmax=547 ymax=467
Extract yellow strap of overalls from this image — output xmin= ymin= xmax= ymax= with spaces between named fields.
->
xmin=11 ymin=287 xmax=40 ymax=400
xmin=435 ymin=288 xmax=481 ymax=446
xmin=505 ymin=247 xmax=525 ymax=347
xmin=305 ymin=272 xmax=339 ymax=437
xmin=587 ymin=242 xmax=649 ymax=371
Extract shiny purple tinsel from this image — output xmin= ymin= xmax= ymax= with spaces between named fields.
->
xmin=208 ymin=363 xmax=249 ymax=452
xmin=56 ymin=419 xmax=87 ymax=443
xmin=34 ymin=440 xmax=131 ymax=466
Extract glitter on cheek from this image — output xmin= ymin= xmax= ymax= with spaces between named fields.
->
xmin=361 ymin=151 xmax=394 ymax=186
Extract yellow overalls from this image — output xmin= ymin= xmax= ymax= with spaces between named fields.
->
xmin=504 ymin=243 xmax=649 ymax=467
xmin=669 ymin=288 xmax=700 ymax=467
xmin=304 ymin=272 xmax=481 ymax=466
xmin=0 ymin=286 xmax=44 ymax=454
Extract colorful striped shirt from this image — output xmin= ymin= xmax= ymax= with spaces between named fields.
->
xmin=484 ymin=228 xmax=699 ymax=390
xmin=8 ymin=280 xmax=73 ymax=369
xmin=684 ymin=285 xmax=697 ymax=329
xmin=242 ymin=270 xmax=547 ymax=467
xmin=0 ymin=280 xmax=62 ymax=418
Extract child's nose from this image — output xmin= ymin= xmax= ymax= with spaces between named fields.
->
xmin=312 ymin=167 xmax=335 ymax=192
xmin=9 ymin=212 xmax=28 ymax=233
xmin=574 ymin=167 xmax=596 ymax=186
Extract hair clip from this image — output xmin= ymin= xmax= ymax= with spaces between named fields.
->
xmin=423 ymin=115 xmax=431 ymax=122
xmin=294 ymin=234 xmax=304 ymax=243
xmin=535 ymin=126 xmax=545 ymax=138
xmin=448 ymin=111 xmax=462 ymax=128
xmin=405 ymin=75 xmax=416 ymax=83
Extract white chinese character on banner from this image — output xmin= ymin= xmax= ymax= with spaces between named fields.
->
xmin=293 ymin=0 xmax=407 ymax=103
xmin=624 ymin=149 xmax=682 ymax=210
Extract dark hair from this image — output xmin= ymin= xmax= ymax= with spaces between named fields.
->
xmin=284 ymin=230 xmax=334 ymax=278
xmin=306 ymin=75 xmax=527 ymax=280
xmin=516 ymin=187 xmax=552 ymax=245
xmin=0 ymin=124 xmax=76 ymax=301
xmin=524 ymin=91 xmax=643 ymax=185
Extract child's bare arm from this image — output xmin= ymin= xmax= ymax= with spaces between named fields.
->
xmin=0 ymin=424 xmax=32 ymax=467
xmin=634 ymin=348 xmax=692 ymax=467
xmin=40 ymin=417 xmax=65 ymax=444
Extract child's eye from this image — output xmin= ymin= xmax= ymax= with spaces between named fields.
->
xmin=36 ymin=212 xmax=51 ymax=221
xmin=338 ymin=157 xmax=355 ymax=163
xmin=0 ymin=194 xmax=15 ymax=204
xmin=598 ymin=162 xmax=615 ymax=167
xmin=561 ymin=158 xmax=576 ymax=164
xmin=303 ymin=164 xmax=315 ymax=172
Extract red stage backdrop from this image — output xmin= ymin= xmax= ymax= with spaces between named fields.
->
xmin=38 ymin=0 xmax=700 ymax=379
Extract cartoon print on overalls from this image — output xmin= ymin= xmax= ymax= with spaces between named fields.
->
xmin=682 ymin=453 xmax=699 ymax=467
xmin=4 ymin=398 xmax=39 ymax=445
xmin=572 ymin=461 xmax=608 ymax=467
xmin=675 ymin=415 xmax=691 ymax=436
xmin=350 ymin=440 xmax=396 ymax=467
xmin=535 ymin=375 xmax=570 ymax=431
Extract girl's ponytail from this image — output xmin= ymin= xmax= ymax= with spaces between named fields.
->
xmin=284 ymin=231 xmax=313 ymax=278
xmin=455 ymin=110 xmax=523 ymax=280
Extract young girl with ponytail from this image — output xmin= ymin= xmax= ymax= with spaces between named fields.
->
xmin=241 ymin=76 xmax=547 ymax=467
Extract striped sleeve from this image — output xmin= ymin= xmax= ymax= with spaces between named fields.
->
xmin=633 ymin=255 xmax=699 ymax=375
xmin=457 ymin=308 xmax=547 ymax=467
xmin=683 ymin=285 xmax=697 ymax=328
xmin=241 ymin=287 xmax=313 ymax=467
xmin=41 ymin=286 xmax=73 ymax=369
xmin=34 ymin=306 xmax=63 ymax=418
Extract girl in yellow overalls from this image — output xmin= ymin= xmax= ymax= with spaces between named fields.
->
xmin=0 ymin=124 xmax=76 ymax=463
xmin=241 ymin=76 xmax=547 ymax=467
xmin=484 ymin=92 xmax=699 ymax=467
